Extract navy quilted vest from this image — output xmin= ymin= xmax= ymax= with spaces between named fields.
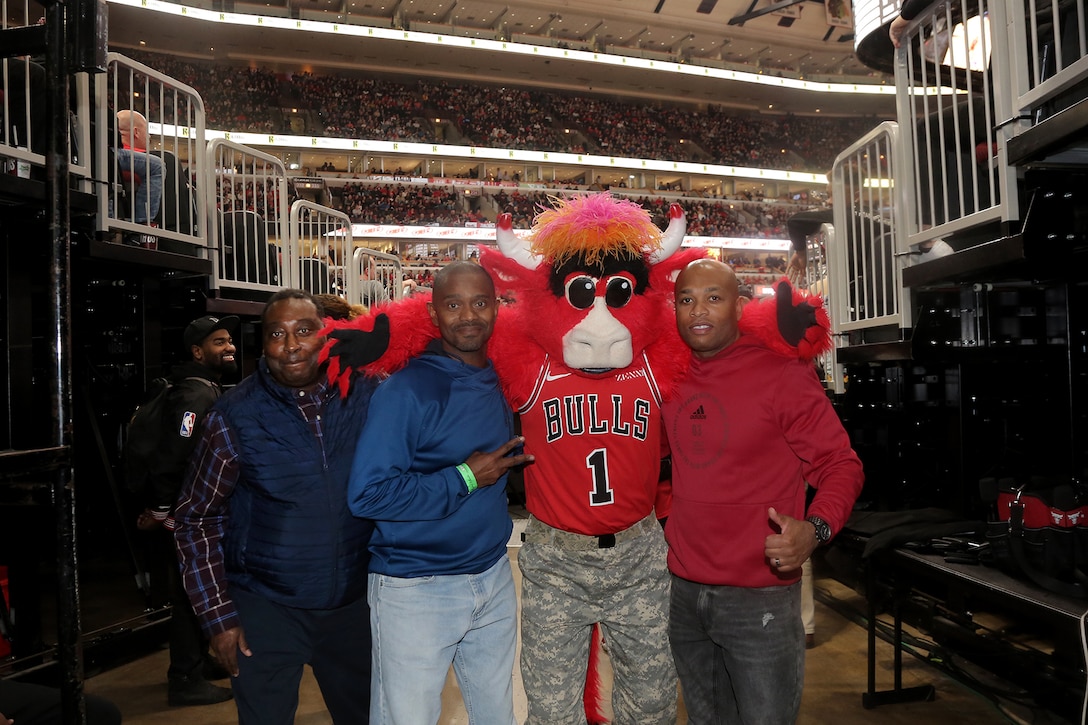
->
xmin=218 ymin=361 xmax=375 ymax=609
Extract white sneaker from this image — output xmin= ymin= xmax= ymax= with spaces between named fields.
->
xmin=923 ymin=239 xmax=954 ymax=258
xmin=912 ymin=239 xmax=953 ymax=264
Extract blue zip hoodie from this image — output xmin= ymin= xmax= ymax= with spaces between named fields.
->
xmin=347 ymin=348 xmax=514 ymax=577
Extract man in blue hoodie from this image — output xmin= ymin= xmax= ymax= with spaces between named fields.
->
xmin=348 ymin=262 xmax=534 ymax=725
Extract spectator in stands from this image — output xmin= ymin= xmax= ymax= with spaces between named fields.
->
xmin=118 ymin=108 xmax=164 ymax=218
xmin=173 ymin=289 xmax=380 ymax=725
xmin=115 ymin=109 xmax=164 ymax=245
xmin=663 ymin=259 xmax=863 ymax=723
xmin=785 ymin=208 xmax=833 ymax=286
xmin=359 ymin=262 xmax=390 ymax=309
xmin=888 ymin=0 xmax=926 ymax=48
xmin=347 ymin=262 xmax=531 ymax=724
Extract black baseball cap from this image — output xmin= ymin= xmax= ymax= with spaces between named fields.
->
xmin=184 ymin=315 xmax=240 ymax=349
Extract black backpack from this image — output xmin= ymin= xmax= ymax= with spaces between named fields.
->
xmin=123 ymin=376 xmax=211 ymax=495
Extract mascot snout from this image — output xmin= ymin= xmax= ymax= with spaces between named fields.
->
xmin=563 ymin=298 xmax=633 ymax=371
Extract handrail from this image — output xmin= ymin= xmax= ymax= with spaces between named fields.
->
xmin=831 ymin=121 xmax=911 ymax=334
xmin=286 ymin=200 xmax=355 ymax=299
xmin=206 ymin=138 xmax=289 ymax=297
xmin=96 ymin=52 xmax=208 ymax=251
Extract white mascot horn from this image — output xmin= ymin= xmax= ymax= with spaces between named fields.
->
xmin=496 ymin=213 xmax=541 ymax=270
xmin=648 ymin=203 xmax=686 ymax=264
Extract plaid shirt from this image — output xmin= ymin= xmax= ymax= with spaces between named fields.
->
xmin=173 ymin=379 xmax=330 ymax=637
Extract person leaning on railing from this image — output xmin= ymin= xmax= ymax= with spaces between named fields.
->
xmin=114 ymin=109 xmax=164 ymax=247
xmin=888 ymin=0 xmax=932 ymax=48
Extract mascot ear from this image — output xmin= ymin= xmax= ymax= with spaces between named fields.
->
xmin=481 ymin=246 xmax=543 ymax=290
xmin=648 ymin=248 xmax=705 ymax=298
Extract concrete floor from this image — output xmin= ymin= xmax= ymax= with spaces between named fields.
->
xmin=81 ymin=548 xmax=1029 ymax=725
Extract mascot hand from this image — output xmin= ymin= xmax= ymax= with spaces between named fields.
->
xmin=327 ymin=314 xmax=391 ymax=370
xmin=741 ymin=277 xmax=831 ymax=359
xmin=324 ymin=314 xmax=391 ymax=396
xmin=775 ymin=280 xmax=819 ymax=347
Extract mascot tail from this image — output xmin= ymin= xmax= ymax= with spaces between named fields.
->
xmin=584 ymin=623 xmax=608 ymax=725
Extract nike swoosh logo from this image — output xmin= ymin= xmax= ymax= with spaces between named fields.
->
xmin=544 ymin=372 xmax=572 ymax=382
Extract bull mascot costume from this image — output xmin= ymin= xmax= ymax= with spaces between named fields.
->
xmin=324 ymin=193 xmax=830 ymax=724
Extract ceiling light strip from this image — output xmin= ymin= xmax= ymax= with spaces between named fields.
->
xmin=111 ymin=0 xmax=899 ymax=96
xmin=344 ymin=223 xmax=791 ymax=251
xmin=150 ymin=122 xmax=827 ymax=184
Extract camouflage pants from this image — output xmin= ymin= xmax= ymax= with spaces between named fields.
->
xmin=519 ymin=515 xmax=677 ymax=725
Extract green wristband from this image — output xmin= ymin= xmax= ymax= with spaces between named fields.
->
xmin=456 ymin=463 xmax=478 ymax=493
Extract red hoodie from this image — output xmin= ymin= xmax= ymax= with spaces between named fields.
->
xmin=662 ymin=336 xmax=863 ymax=587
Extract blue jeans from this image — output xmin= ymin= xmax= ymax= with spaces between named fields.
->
xmin=368 ymin=556 xmax=518 ymax=725
xmin=115 ymin=148 xmax=163 ymax=223
xmin=669 ymin=575 xmax=804 ymax=725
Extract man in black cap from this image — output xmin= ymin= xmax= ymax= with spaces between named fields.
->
xmin=135 ymin=314 xmax=239 ymax=707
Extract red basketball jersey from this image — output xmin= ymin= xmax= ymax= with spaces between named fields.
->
xmin=518 ymin=352 xmax=664 ymax=535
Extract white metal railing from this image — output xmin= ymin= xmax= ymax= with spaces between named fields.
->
xmin=1014 ymin=0 xmax=1088 ymax=112
xmin=350 ymin=248 xmax=405 ymax=309
xmin=1 ymin=62 xmax=92 ymax=179
xmin=207 ymin=139 xmax=288 ymax=296
xmin=827 ymin=0 xmax=1088 ymax=354
xmin=1 ymin=53 xmax=42 ymax=174
xmin=831 ymin=122 xmax=912 ymax=334
xmin=795 ymin=220 xmax=847 ymax=393
xmin=893 ymin=0 xmax=1018 ymax=250
xmin=96 ymin=52 xmax=207 ymax=250
xmin=798 ymin=222 xmax=832 ymax=301
xmin=284 ymin=200 xmax=356 ymax=298
xmin=1 ymin=0 xmax=92 ymax=181
xmin=71 ymin=73 xmax=93 ymax=179
xmin=2 ymin=0 xmax=42 ymax=173
xmin=890 ymin=0 xmax=1088 ymax=251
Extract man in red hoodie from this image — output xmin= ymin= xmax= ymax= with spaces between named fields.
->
xmin=663 ymin=258 xmax=864 ymax=724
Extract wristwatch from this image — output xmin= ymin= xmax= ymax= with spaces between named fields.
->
xmin=806 ymin=516 xmax=832 ymax=546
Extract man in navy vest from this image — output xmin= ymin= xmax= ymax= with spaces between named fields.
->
xmin=174 ymin=289 xmax=382 ymax=724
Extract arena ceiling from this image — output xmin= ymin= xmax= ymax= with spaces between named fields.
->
xmin=107 ymin=0 xmax=898 ymax=117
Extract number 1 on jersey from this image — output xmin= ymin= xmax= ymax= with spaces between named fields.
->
xmin=587 ymin=448 xmax=614 ymax=506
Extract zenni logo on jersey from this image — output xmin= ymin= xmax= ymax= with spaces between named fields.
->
xmin=180 ymin=411 xmax=197 ymax=438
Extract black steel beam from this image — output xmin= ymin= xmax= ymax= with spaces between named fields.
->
xmin=729 ymin=0 xmax=807 ymax=25
xmin=43 ymin=1 xmax=87 ymax=723
xmin=0 ymin=446 xmax=70 ymax=477
xmin=0 ymin=26 xmax=47 ymax=58
xmin=1006 ymin=96 xmax=1088 ymax=166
